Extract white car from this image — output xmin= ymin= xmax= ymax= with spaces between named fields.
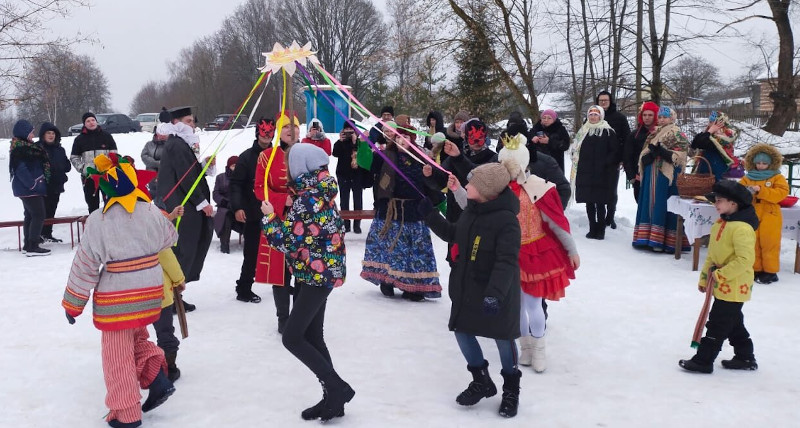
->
xmin=135 ymin=112 xmax=160 ymax=133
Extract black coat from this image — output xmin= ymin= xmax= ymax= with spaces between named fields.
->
xmin=575 ymin=130 xmax=618 ymax=204
xmin=427 ymin=188 xmax=521 ymax=340
xmin=423 ymin=111 xmax=446 ymax=149
xmin=623 ymin=125 xmax=651 ymax=180
xmin=529 ymin=151 xmax=571 ymax=209
xmin=156 ymin=135 xmax=211 ymax=211
xmin=424 ymin=149 xmax=498 ymax=223
xmin=229 ymin=140 xmax=266 ymax=221
xmin=601 ymin=103 xmax=631 ymax=163
xmin=332 ymin=136 xmax=370 ymax=187
xmin=530 ymin=119 xmax=570 ymax=172
xmin=38 ymin=122 xmax=70 ymax=194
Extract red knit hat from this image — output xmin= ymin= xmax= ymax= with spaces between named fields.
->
xmin=638 ymin=101 xmax=659 ymax=126
xmin=227 ymin=156 xmax=239 ymax=168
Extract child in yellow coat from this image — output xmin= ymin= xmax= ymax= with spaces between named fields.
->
xmin=739 ymin=143 xmax=789 ymax=284
xmin=679 ymin=180 xmax=759 ymax=373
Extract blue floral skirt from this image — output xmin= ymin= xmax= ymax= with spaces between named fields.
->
xmin=361 ymin=218 xmax=441 ymax=297
xmin=633 ymin=164 xmax=690 ymax=252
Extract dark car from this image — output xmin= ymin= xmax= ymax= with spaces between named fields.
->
xmin=68 ymin=113 xmax=141 ymax=136
xmin=204 ymin=114 xmax=246 ymax=131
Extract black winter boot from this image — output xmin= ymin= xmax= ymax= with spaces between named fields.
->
xmin=142 ymin=371 xmax=175 ymax=412
xmin=301 ymin=381 xmax=345 ymax=420
xmin=353 ymin=220 xmax=362 ymax=234
xmin=344 ymin=220 xmax=351 ymax=232
xmin=319 ymin=372 xmax=355 ymax=421
xmin=679 ymin=337 xmax=722 ymax=374
xmin=456 ymin=360 xmax=497 ymax=406
xmin=498 ymin=369 xmax=521 ymax=418
xmin=721 ymin=357 xmax=758 ymax=370
xmin=379 ymin=283 xmax=395 ymax=297
xmin=585 ymin=221 xmax=597 ymax=239
xmin=724 ymin=337 xmax=757 ymax=370
xmin=595 ymin=223 xmax=606 ymax=240
xmin=165 ymin=351 xmax=180 ymax=382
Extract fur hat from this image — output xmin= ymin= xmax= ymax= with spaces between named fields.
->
xmin=705 ymin=179 xmax=753 ymax=208
xmin=288 ymin=142 xmax=329 ymax=180
xmin=743 ymin=143 xmax=782 ymax=171
xmin=498 ymin=133 xmax=529 ymax=184
xmin=380 ymin=105 xmax=395 ymax=117
xmin=82 ymin=112 xmax=97 ymax=125
xmin=468 ymin=161 xmax=516 ymax=200
xmin=12 ymin=119 xmax=34 ymax=140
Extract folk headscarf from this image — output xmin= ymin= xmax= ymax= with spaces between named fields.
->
xmin=705 ymin=111 xmax=741 ymax=167
xmin=637 ymin=118 xmax=689 ymax=185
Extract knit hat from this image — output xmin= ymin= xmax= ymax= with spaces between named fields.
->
xmin=288 ymin=142 xmax=329 ymax=180
xmin=226 ymin=156 xmax=239 ymax=168
xmin=541 ymin=109 xmax=557 ymax=120
xmin=753 ymin=152 xmax=771 ymax=164
xmin=658 ymin=106 xmax=673 ymax=118
xmin=638 ymin=101 xmax=659 ymax=125
xmin=87 ymin=153 xmax=156 ymax=213
xmin=497 ymin=133 xmax=529 ymax=183
xmin=12 ymin=119 xmax=34 ymax=140
xmin=465 ymin=120 xmax=488 ymax=148
xmin=587 ymin=105 xmax=605 ymax=121
xmin=705 ymin=179 xmax=753 ymax=207
xmin=82 ymin=112 xmax=96 ymax=125
xmin=453 ymin=111 xmax=470 ymax=123
xmin=380 ymin=105 xmax=395 ymax=117
xmin=158 ymin=107 xmax=171 ymax=123
xmin=468 ymin=161 xmax=514 ymax=200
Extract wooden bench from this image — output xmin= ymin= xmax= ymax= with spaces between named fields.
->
xmin=0 ymin=216 xmax=87 ymax=251
xmin=340 ymin=210 xmax=375 ymax=220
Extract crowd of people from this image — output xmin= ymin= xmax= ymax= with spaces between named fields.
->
xmin=5 ymin=89 xmax=791 ymax=426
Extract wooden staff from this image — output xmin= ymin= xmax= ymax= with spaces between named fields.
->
xmin=287 ymin=68 xmax=296 ymax=142
xmin=174 ymin=290 xmax=189 ymax=339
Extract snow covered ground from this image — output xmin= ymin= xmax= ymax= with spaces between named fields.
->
xmin=1 ymin=130 xmax=799 ymax=427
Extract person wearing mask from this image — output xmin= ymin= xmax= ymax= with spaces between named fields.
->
xmin=229 ymin=118 xmax=277 ymax=304
xmin=70 ymin=112 xmax=118 ymax=213
xmin=37 ymin=122 xmax=70 ymax=243
xmin=529 ymin=109 xmax=570 ymax=173
xmin=595 ymin=91 xmax=630 ymax=229
xmin=10 ymin=120 xmax=50 ymax=256
xmin=213 ymin=156 xmax=243 ymax=254
xmin=332 ymin=121 xmax=368 ymax=233
xmin=302 ymin=118 xmax=332 ymax=155
xmin=623 ymin=102 xmax=659 ymax=203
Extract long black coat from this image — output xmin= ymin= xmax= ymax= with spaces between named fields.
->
xmin=575 ymin=130 xmax=618 ymax=204
xmin=156 ymin=135 xmax=211 ymax=211
xmin=427 ymin=188 xmax=521 ymax=341
xmin=601 ymin=103 xmax=630 ymax=163
xmin=230 ymin=140 xmax=266 ymax=221
xmin=530 ymin=119 xmax=571 ymax=172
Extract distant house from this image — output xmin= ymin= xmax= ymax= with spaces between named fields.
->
xmin=756 ymin=62 xmax=800 ymax=113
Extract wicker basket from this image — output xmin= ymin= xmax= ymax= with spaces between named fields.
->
xmin=677 ymin=156 xmax=715 ymax=199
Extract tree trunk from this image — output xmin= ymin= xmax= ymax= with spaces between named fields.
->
xmin=763 ymin=0 xmax=796 ymax=136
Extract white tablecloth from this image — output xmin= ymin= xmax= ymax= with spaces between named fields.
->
xmin=667 ymin=195 xmax=800 ymax=242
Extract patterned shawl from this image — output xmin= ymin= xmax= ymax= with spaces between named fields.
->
xmin=637 ymin=123 xmax=689 ymax=185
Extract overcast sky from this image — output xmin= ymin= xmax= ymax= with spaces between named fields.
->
xmin=49 ymin=0 xmax=770 ymax=114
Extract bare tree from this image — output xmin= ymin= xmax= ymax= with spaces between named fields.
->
xmin=16 ymin=45 xmax=110 ymax=128
xmin=663 ymin=55 xmax=721 ymax=104
xmin=0 ymin=0 xmax=91 ymax=108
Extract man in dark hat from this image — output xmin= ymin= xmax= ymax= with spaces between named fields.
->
xmin=70 ymin=112 xmax=118 ymax=213
xmin=156 ymin=106 xmax=212 ymax=312
xmin=228 ymin=117 xmax=277 ymax=303
xmin=368 ymin=105 xmax=394 ymax=145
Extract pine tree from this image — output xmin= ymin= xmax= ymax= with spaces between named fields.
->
xmin=454 ymin=10 xmax=505 ymax=124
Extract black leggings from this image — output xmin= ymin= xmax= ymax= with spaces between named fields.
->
xmin=281 ymin=282 xmax=334 ymax=379
xmin=585 ymin=203 xmax=606 ymax=225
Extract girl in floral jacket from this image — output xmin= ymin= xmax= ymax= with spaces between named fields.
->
xmin=260 ymin=143 xmax=352 ymax=422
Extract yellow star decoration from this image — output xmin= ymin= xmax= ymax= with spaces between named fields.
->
xmin=259 ymin=41 xmax=320 ymax=76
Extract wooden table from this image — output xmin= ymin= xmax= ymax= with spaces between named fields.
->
xmin=668 ymin=195 xmax=800 ymax=272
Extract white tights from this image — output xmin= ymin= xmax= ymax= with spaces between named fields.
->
xmin=520 ymin=294 xmax=546 ymax=338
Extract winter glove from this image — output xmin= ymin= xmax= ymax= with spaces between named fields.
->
xmin=482 ymin=297 xmax=500 ymax=315
xmin=640 ymin=151 xmax=656 ymax=167
xmin=416 ymin=197 xmax=434 ymax=218
xmin=656 ymin=146 xmax=674 ymax=163
xmin=66 ymin=311 xmax=76 ymax=325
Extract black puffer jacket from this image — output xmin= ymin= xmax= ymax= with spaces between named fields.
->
xmin=427 ymin=187 xmax=521 ymax=340
xmin=529 ymin=118 xmax=570 ymax=172
xmin=229 ymin=140 xmax=267 ymax=221
xmin=423 ymin=111 xmax=446 ymax=149
xmin=38 ymin=122 xmax=71 ymax=194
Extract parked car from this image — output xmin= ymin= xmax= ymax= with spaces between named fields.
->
xmin=204 ymin=114 xmax=246 ymax=131
xmin=134 ymin=112 xmax=160 ymax=133
xmin=68 ymin=113 xmax=142 ymax=136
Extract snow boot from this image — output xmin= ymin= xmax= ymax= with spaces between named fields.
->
xmin=595 ymin=223 xmax=606 ymax=240
xmin=531 ymin=336 xmax=546 ymax=373
xmin=236 ymin=289 xmax=262 ymax=303
xmin=353 ymin=220 xmax=362 ymax=234
xmin=379 ymin=283 xmax=395 ymax=297
xmin=721 ymin=356 xmax=758 ymax=371
xmin=678 ymin=358 xmax=713 ymax=373
xmin=172 ymin=300 xmax=196 ymax=313
xmin=401 ymin=291 xmax=425 ymax=302
xmin=319 ymin=372 xmax=355 ymax=422
xmin=165 ymin=351 xmax=180 ymax=382
xmin=301 ymin=381 xmax=345 ymax=420
xmin=518 ymin=336 xmax=534 ymax=367
xmin=344 ymin=220 xmax=351 ymax=232
xmin=585 ymin=220 xmax=597 ymax=239
xmin=679 ymin=337 xmax=721 ymax=374
xmin=142 ymin=371 xmax=175 ymax=413
xmin=498 ymin=369 xmax=521 ymax=418
xmin=760 ymin=273 xmax=779 ymax=284
xmin=108 ymin=420 xmax=141 ymax=428
xmin=456 ymin=360 xmax=497 ymax=406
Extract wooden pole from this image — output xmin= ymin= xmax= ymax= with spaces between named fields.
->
xmin=287 ymin=68 xmax=296 ymax=143
xmin=174 ymin=290 xmax=189 ymax=339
